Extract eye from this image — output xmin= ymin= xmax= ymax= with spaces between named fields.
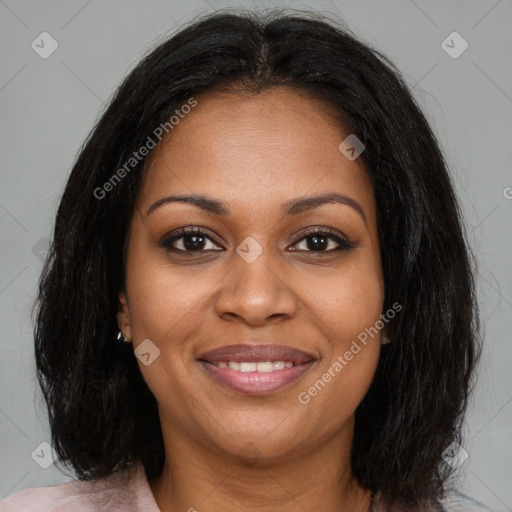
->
xmin=159 ymin=227 xmax=224 ymax=253
xmin=159 ymin=226 xmax=356 ymax=255
xmin=289 ymin=228 xmax=356 ymax=253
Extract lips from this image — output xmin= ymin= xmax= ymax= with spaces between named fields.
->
xmin=199 ymin=343 xmax=316 ymax=365
xmin=197 ymin=342 xmax=317 ymax=395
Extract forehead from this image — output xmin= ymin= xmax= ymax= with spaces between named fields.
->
xmin=138 ymin=87 xmax=374 ymax=217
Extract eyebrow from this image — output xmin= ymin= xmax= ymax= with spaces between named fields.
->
xmin=145 ymin=192 xmax=366 ymax=224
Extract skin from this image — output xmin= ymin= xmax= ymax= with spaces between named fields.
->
xmin=117 ymin=86 xmax=386 ymax=512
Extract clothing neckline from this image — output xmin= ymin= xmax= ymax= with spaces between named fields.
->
xmin=124 ymin=461 xmax=162 ymax=511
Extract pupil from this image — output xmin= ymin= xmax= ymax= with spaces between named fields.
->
xmin=184 ymin=234 xmax=205 ymax=251
xmin=308 ymin=235 xmax=327 ymax=251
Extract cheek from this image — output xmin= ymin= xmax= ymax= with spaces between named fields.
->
xmin=296 ymin=282 xmax=382 ymax=438
xmin=309 ymin=258 xmax=384 ymax=345
xmin=125 ymin=248 xmax=212 ymax=342
xmin=299 ymin=257 xmax=384 ymax=405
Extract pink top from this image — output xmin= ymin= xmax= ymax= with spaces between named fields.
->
xmin=0 ymin=460 xmax=493 ymax=511
xmin=0 ymin=461 xmax=161 ymax=512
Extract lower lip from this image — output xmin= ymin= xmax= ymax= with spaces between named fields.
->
xmin=199 ymin=361 xmax=315 ymax=394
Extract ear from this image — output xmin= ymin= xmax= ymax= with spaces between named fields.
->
xmin=116 ymin=289 xmax=132 ymax=342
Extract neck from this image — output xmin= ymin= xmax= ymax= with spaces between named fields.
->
xmin=149 ymin=416 xmax=372 ymax=512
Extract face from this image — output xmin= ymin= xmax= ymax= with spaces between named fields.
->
xmin=117 ymin=86 xmax=385 ymax=463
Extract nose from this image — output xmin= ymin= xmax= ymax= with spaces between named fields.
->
xmin=214 ymin=249 xmax=298 ymax=327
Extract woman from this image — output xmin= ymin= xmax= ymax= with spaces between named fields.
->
xmin=0 ymin=9 xmax=489 ymax=512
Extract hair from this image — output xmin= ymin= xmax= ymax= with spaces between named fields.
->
xmin=33 ymin=8 xmax=480 ymax=509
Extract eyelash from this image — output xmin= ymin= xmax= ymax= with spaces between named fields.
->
xmin=159 ymin=226 xmax=356 ymax=255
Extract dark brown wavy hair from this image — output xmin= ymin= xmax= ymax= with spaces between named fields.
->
xmin=33 ymin=8 xmax=480 ymax=509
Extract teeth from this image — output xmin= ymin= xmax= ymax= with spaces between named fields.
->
xmin=256 ymin=361 xmax=274 ymax=372
xmin=216 ymin=361 xmax=294 ymax=372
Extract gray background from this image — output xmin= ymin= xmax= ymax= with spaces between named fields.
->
xmin=1 ymin=0 xmax=511 ymax=510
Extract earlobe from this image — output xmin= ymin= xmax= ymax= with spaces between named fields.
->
xmin=381 ymin=328 xmax=391 ymax=345
xmin=116 ymin=290 xmax=132 ymax=341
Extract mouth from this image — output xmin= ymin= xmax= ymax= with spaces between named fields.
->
xmin=197 ymin=342 xmax=317 ymax=395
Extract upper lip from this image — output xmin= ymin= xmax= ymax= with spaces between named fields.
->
xmin=198 ymin=342 xmax=316 ymax=365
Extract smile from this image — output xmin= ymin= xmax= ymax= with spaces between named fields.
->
xmin=198 ymin=342 xmax=317 ymax=394
xmin=214 ymin=361 xmax=293 ymax=372
xmin=199 ymin=360 xmax=315 ymax=394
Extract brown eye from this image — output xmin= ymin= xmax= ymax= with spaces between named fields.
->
xmin=290 ymin=229 xmax=356 ymax=253
xmin=160 ymin=227 xmax=224 ymax=252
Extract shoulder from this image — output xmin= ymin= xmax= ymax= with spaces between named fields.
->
xmin=0 ymin=461 xmax=159 ymax=512
xmin=440 ymin=491 xmax=496 ymax=512
xmin=372 ymin=491 xmax=495 ymax=512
